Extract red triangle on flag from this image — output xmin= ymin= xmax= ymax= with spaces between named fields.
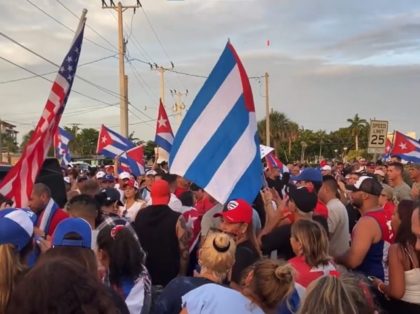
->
xmin=97 ymin=125 xmax=113 ymax=153
xmin=127 ymin=146 xmax=144 ymax=164
xmin=391 ymin=132 xmax=417 ymax=154
xmin=156 ymin=99 xmax=173 ymax=134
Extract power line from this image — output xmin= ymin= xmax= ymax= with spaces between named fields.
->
xmin=0 ymin=55 xmax=117 ymax=106
xmin=139 ymin=5 xmax=172 ymax=62
xmin=139 ymin=5 xmax=187 ymax=90
xmin=26 ymin=0 xmax=117 ymax=54
xmin=0 ymin=31 xmax=126 ymax=100
xmin=55 ymin=0 xmax=118 ymax=51
xmin=0 ymin=54 xmax=117 ymax=84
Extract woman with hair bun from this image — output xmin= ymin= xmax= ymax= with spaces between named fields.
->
xmin=153 ymin=231 xmax=236 ymax=314
xmin=180 ymin=259 xmax=294 ymax=314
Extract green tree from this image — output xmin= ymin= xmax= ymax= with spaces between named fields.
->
xmin=143 ymin=140 xmax=156 ymax=160
xmin=76 ymin=128 xmax=99 ymax=157
xmin=1 ymin=132 xmax=19 ymax=153
xmin=20 ymin=130 xmax=35 ymax=150
xmin=258 ymin=111 xmax=299 ymax=160
xmin=346 ymin=114 xmax=368 ymax=151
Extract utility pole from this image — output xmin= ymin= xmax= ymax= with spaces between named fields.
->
xmin=151 ymin=63 xmax=174 ymax=106
xmin=170 ymin=89 xmax=188 ymax=124
xmin=102 ymin=0 xmax=140 ymax=137
xmin=264 ymin=72 xmax=270 ymax=146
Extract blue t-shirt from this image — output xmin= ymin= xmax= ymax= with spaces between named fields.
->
xmin=153 ymin=276 xmax=213 ymax=314
xmin=182 ymin=283 xmax=264 ymax=314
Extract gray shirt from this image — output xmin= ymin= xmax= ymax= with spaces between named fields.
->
xmin=327 ymin=198 xmax=350 ymax=257
xmin=393 ymin=182 xmax=412 ymax=203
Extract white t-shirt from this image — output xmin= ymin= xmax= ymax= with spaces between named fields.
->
xmin=146 ymin=193 xmax=183 ymax=213
xmin=326 ymin=198 xmax=350 ymax=256
xmin=123 ymin=200 xmax=146 ymax=222
xmin=182 ymin=283 xmax=264 ymax=314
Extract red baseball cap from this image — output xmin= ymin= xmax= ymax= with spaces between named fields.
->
xmin=125 ymin=179 xmax=139 ymax=189
xmin=151 ymin=180 xmax=170 ymax=205
xmin=215 ymin=199 xmax=253 ymax=224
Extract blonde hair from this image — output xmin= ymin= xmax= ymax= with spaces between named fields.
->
xmin=199 ymin=232 xmax=236 ymax=280
xmin=0 ymin=244 xmax=27 ymax=313
xmin=243 ymin=259 xmax=295 ymax=311
xmin=298 ymin=274 xmax=376 ymax=314
xmin=291 ymin=219 xmax=331 ymax=267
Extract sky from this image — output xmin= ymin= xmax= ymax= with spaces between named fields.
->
xmin=1 ymin=0 xmax=420 ymax=143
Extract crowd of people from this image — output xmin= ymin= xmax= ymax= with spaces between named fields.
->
xmin=1 ymin=155 xmax=420 ymax=313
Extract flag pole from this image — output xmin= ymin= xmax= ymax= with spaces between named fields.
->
xmin=73 ymin=9 xmax=88 ymax=44
xmin=390 ymin=130 xmax=396 ymax=155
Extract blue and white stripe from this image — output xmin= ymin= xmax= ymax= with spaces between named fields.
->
xmin=155 ymin=132 xmax=173 ymax=155
xmin=169 ymin=43 xmax=262 ymax=204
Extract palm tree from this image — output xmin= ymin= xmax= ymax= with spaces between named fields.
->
xmin=346 ymin=114 xmax=368 ymax=151
xmin=286 ymin=122 xmax=299 ymax=155
xmin=258 ymin=111 xmax=299 ymax=159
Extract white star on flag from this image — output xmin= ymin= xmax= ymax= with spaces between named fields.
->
xmin=158 ymin=116 xmax=167 ymax=128
xmin=67 ymin=56 xmax=72 ymax=63
xmin=399 ymin=142 xmax=407 ymax=150
xmin=102 ymin=136 xmax=108 ymax=144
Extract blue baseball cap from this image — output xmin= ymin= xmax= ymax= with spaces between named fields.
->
xmin=0 ymin=208 xmax=35 ymax=251
xmin=103 ymin=174 xmax=115 ymax=182
xmin=52 ymin=218 xmax=92 ymax=249
xmin=291 ymin=168 xmax=322 ymax=183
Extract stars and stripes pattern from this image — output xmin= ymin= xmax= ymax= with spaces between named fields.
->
xmin=155 ymin=99 xmax=174 ymax=156
xmin=0 ymin=14 xmax=86 ymax=207
xmin=54 ymin=127 xmax=74 ymax=166
xmin=169 ymin=42 xmax=263 ymax=204
xmin=96 ymin=125 xmax=144 ymax=176
xmin=390 ymin=131 xmax=420 ymax=163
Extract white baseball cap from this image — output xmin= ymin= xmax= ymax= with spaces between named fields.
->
xmin=118 ymin=171 xmax=131 ymax=180
xmin=95 ymin=171 xmax=106 ymax=179
xmin=321 ymin=165 xmax=332 ymax=171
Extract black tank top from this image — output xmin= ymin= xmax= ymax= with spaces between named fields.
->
xmin=133 ymin=205 xmax=181 ymax=286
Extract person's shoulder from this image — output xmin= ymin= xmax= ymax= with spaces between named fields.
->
xmin=354 ymin=214 xmax=380 ymax=233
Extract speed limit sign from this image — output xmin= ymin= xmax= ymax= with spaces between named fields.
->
xmin=368 ymin=120 xmax=388 ymax=153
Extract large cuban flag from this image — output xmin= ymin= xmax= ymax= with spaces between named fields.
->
xmin=390 ymin=131 xmax=420 ymax=163
xmin=169 ymin=42 xmax=263 ymax=204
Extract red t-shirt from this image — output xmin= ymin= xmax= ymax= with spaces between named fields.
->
xmin=314 ymin=200 xmax=328 ymax=219
xmin=288 ymin=255 xmax=339 ymax=289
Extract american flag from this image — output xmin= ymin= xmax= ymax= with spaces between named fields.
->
xmin=0 ymin=12 xmax=86 ymax=207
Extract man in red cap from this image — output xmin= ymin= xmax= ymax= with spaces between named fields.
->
xmin=133 ymin=180 xmax=190 ymax=288
xmin=215 ymin=199 xmax=260 ymax=288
